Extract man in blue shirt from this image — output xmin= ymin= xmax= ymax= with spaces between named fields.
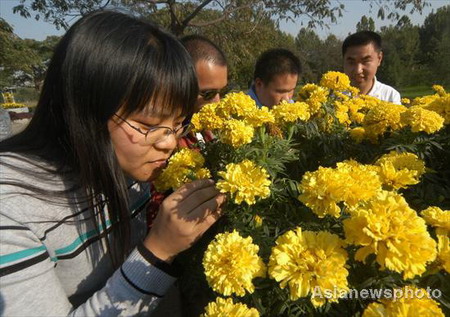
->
xmin=248 ymin=48 xmax=301 ymax=108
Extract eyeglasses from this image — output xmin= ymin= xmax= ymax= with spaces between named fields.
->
xmin=199 ymin=86 xmax=232 ymax=101
xmin=114 ymin=114 xmax=192 ymax=145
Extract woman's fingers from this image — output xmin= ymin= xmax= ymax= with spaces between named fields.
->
xmin=174 ymin=179 xmax=216 ymax=203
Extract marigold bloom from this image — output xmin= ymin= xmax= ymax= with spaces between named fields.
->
xmin=319 ymin=71 xmax=351 ymax=91
xmin=271 ymin=100 xmax=310 ymax=125
xmin=436 ymin=233 xmax=450 ymax=273
xmin=374 ymin=151 xmax=426 ymax=190
xmin=219 ymin=119 xmax=254 ymax=148
xmin=344 ymin=191 xmax=437 ymax=279
xmin=421 ymin=206 xmax=450 ymax=233
xmin=401 ymin=106 xmax=444 ymax=134
xmin=432 ymin=84 xmax=446 ymax=96
xmin=268 ymin=228 xmax=349 ymax=307
xmin=245 ymin=106 xmax=275 ymax=127
xmin=362 ymin=286 xmax=444 ymax=317
xmin=203 ymin=230 xmax=266 ymax=297
xmin=216 ymin=92 xmax=257 ymax=119
xmin=298 ymin=161 xmax=381 ymax=217
xmin=153 ymin=148 xmax=210 ymax=191
xmin=191 ymin=102 xmax=224 ymax=132
xmin=349 ymin=127 xmax=366 ymax=143
xmin=201 ymin=297 xmax=259 ymax=317
xmin=363 ymin=102 xmax=407 ymax=142
xmin=297 ymin=83 xmax=329 ymax=115
xmin=425 ymin=94 xmax=450 ymax=124
xmin=217 ymin=160 xmax=271 ymax=205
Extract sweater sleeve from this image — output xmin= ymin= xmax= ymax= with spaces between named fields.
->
xmin=0 ymin=212 xmax=178 ymax=316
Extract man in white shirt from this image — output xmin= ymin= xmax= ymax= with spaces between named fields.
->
xmin=343 ymin=31 xmax=401 ymax=104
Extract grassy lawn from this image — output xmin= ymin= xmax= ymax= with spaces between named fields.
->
xmin=398 ymin=85 xmax=434 ymax=99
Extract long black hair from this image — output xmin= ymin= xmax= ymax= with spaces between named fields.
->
xmin=0 ymin=10 xmax=198 ymax=264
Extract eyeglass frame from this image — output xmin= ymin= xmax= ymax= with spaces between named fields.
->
xmin=113 ymin=114 xmax=192 ymax=144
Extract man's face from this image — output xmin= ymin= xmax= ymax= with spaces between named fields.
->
xmin=195 ymin=60 xmax=228 ymax=112
xmin=343 ymin=43 xmax=382 ymax=93
xmin=254 ymin=73 xmax=298 ymax=108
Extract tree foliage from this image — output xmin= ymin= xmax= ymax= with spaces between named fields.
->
xmin=12 ymin=0 xmax=428 ymax=35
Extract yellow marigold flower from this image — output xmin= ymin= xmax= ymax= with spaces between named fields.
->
xmin=363 ymin=102 xmax=407 ymax=141
xmin=319 ymin=71 xmax=351 ymax=91
xmin=297 ymin=83 xmax=329 ymax=115
xmin=343 ymin=191 xmax=437 ymax=279
xmin=219 ymin=119 xmax=254 ymax=148
xmin=349 ymin=127 xmax=366 ymax=143
xmin=401 ymin=106 xmax=444 ymax=134
xmin=334 ymin=102 xmax=351 ymax=126
xmin=298 ymin=166 xmax=347 ymax=218
xmin=271 ymin=100 xmax=310 ymax=125
xmin=245 ymin=106 xmax=275 ymax=127
xmin=217 ymin=160 xmax=271 ymax=205
xmin=436 ymin=232 xmax=450 ymax=273
xmin=254 ymin=215 xmax=263 ymax=227
xmin=298 ymin=161 xmax=381 ymax=217
xmin=341 ymin=97 xmax=367 ymax=124
xmin=191 ymin=102 xmax=224 ymax=132
xmin=203 ymin=230 xmax=266 ymax=297
xmin=216 ymin=92 xmax=257 ymax=119
xmin=201 ymin=297 xmax=259 ymax=317
xmin=432 ymin=84 xmax=447 ymax=96
xmin=335 ymin=161 xmax=382 ymax=208
xmin=153 ymin=148 xmax=208 ymax=191
xmin=425 ymin=94 xmax=450 ymax=124
xmin=374 ymin=151 xmax=426 ymax=190
xmin=268 ymin=228 xmax=349 ymax=307
xmin=362 ymin=286 xmax=444 ymax=317
xmin=421 ymin=206 xmax=450 ymax=233
xmin=402 ymin=97 xmax=411 ymax=106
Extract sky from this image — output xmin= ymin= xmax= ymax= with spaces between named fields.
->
xmin=1 ymin=0 xmax=449 ymax=40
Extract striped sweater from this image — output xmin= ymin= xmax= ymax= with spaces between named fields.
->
xmin=0 ymin=153 xmax=176 ymax=316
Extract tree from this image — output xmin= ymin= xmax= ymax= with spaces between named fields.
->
xmin=356 ymin=15 xmax=375 ymax=32
xmin=295 ymin=29 xmax=342 ymax=83
xmin=12 ymin=0 xmax=428 ymax=36
xmin=419 ymin=5 xmax=450 ymax=85
xmin=378 ymin=16 xmax=421 ymax=87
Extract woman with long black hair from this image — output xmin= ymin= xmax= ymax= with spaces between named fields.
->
xmin=0 ymin=10 xmax=224 ymax=316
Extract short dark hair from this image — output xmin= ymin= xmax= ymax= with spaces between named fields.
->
xmin=342 ymin=31 xmax=382 ymax=56
xmin=253 ymin=48 xmax=301 ymax=84
xmin=180 ymin=34 xmax=227 ymax=66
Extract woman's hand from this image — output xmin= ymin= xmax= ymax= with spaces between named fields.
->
xmin=144 ymin=179 xmax=225 ymax=262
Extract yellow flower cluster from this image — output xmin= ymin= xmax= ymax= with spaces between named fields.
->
xmin=401 ymin=106 xmax=444 ymax=134
xmin=298 ymin=160 xmax=382 ymax=218
xmin=362 ymin=286 xmax=444 ymax=317
xmin=297 ymin=83 xmax=329 ymax=115
xmin=220 ymin=119 xmax=255 ymax=148
xmin=362 ymin=102 xmax=407 ymax=142
xmin=216 ymin=160 xmax=271 ymax=205
xmin=271 ymin=100 xmax=310 ymax=125
xmin=268 ymin=228 xmax=349 ymax=307
xmin=191 ymin=92 xmax=276 ymax=148
xmin=421 ymin=206 xmax=450 ymax=233
xmin=410 ymin=86 xmax=450 ymax=124
xmin=436 ymin=233 xmax=450 ymax=273
xmin=421 ymin=206 xmax=450 ymax=273
xmin=374 ymin=151 xmax=426 ymax=190
xmin=153 ymin=148 xmax=210 ymax=191
xmin=319 ymin=71 xmax=352 ymax=92
xmin=203 ymin=230 xmax=266 ymax=297
xmin=202 ymin=297 xmax=259 ymax=317
xmin=191 ymin=103 xmax=224 ymax=131
xmin=343 ymin=191 xmax=437 ymax=279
